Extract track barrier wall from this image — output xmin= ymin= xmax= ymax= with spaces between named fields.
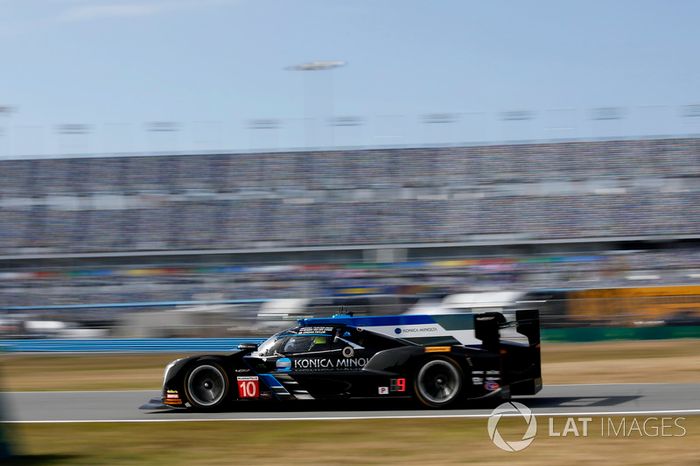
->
xmin=540 ymin=325 xmax=700 ymax=342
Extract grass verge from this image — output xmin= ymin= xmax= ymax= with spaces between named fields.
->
xmin=5 ymin=416 xmax=699 ymax=465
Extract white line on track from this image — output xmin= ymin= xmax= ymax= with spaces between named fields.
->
xmin=5 ymin=409 xmax=700 ymax=424
xmin=546 ymin=382 xmax=679 ymax=387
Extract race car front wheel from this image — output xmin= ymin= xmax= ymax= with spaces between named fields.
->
xmin=184 ymin=362 xmax=229 ymax=410
xmin=414 ymin=357 xmax=463 ymax=408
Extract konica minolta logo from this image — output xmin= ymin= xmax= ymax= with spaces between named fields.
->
xmin=394 ymin=326 xmax=439 ymax=335
xmin=293 ymin=357 xmax=369 ymax=370
xmin=276 ymin=357 xmax=292 ymax=372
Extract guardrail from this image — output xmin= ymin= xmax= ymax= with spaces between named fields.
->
xmin=541 ymin=325 xmax=700 ymax=342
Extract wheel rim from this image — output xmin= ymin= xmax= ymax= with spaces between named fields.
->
xmin=187 ymin=365 xmax=226 ymax=407
xmin=417 ymin=360 xmax=460 ymax=405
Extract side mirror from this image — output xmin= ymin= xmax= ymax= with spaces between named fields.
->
xmin=237 ymin=343 xmax=259 ymax=351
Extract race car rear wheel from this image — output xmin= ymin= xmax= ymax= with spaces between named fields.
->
xmin=414 ymin=357 xmax=463 ymax=408
xmin=184 ymin=362 xmax=229 ymax=410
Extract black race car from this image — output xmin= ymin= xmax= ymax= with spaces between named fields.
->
xmin=143 ymin=309 xmax=542 ymax=410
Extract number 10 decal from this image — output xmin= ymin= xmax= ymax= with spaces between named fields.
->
xmin=237 ymin=376 xmax=260 ymax=398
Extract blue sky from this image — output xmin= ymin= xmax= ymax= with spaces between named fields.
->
xmin=1 ymin=0 xmax=699 ymax=155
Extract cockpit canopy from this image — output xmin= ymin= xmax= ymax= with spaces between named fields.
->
xmin=254 ymin=323 xmax=403 ymax=357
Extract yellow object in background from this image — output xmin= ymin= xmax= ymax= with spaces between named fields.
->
xmin=567 ymin=285 xmax=700 ymax=325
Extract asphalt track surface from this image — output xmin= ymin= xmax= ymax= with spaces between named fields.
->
xmin=4 ymin=383 xmax=700 ymax=423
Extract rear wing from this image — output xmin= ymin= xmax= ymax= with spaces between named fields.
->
xmin=474 ymin=309 xmax=540 ymax=347
xmin=513 ymin=309 xmax=541 ymax=346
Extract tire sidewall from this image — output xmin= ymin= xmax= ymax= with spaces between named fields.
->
xmin=183 ymin=360 xmax=230 ymax=411
xmin=413 ymin=355 xmax=464 ymax=409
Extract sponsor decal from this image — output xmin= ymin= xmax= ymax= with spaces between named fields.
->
xmin=342 ymin=346 xmax=354 ymax=358
xmin=164 ymin=389 xmax=182 ymax=404
xmin=424 ymin=346 xmax=451 ymax=353
xmin=299 ymin=326 xmax=334 ymax=334
xmin=276 ymin=357 xmax=292 ymax=372
xmin=394 ymin=326 xmax=439 ymax=335
xmin=236 ymin=376 xmax=260 ymax=399
xmin=293 ymin=357 xmax=369 ymax=371
xmin=485 ymin=381 xmax=500 ymax=391
xmin=378 ymin=386 xmax=389 ymax=395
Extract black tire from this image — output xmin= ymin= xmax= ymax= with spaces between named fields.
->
xmin=413 ymin=356 xmax=464 ymax=409
xmin=183 ymin=362 xmax=230 ymax=410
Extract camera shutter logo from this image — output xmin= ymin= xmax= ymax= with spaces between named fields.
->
xmin=487 ymin=401 xmax=537 ymax=452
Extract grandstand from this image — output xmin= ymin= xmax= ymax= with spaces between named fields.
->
xmin=0 ymin=137 xmax=699 ymax=255
xmin=1 ymin=137 xmax=700 ymax=323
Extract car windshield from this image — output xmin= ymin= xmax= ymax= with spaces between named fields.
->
xmin=255 ymin=332 xmax=289 ymax=357
xmin=254 ymin=327 xmax=334 ymax=356
xmin=283 ymin=335 xmax=328 ymax=353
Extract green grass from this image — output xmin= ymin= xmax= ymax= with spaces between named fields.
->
xmin=0 ymin=353 xmax=187 ymax=391
xmin=4 ymin=417 xmax=700 ymax=465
